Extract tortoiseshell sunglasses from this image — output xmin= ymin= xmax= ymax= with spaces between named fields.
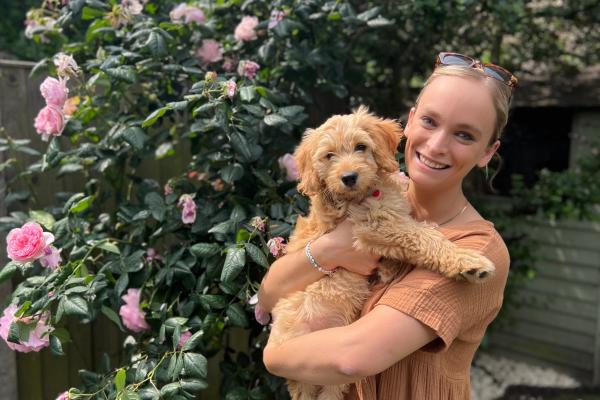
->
xmin=434 ymin=52 xmax=518 ymax=89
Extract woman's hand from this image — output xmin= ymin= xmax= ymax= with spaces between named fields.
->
xmin=312 ymin=219 xmax=380 ymax=276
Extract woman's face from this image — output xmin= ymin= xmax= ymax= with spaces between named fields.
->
xmin=404 ymin=75 xmax=500 ymax=193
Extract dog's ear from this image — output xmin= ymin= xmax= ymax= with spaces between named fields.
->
xmin=294 ymin=128 xmax=322 ymax=196
xmin=369 ymin=117 xmax=403 ymax=173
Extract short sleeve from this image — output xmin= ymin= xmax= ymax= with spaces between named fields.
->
xmin=373 ymin=221 xmax=509 ymax=352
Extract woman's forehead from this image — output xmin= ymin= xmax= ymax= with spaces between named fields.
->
xmin=418 ymin=76 xmax=496 ymax=134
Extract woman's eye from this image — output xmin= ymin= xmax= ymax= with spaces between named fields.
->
xmin=456 ymin=132 xmax=474 ymax=141
xmin=326 ymin=153 xmax=335 ymax=160
xmin=355 ymin=144 xmax=367 ymax=152
xmin=421 ymin=117 xmax=434 ymax=126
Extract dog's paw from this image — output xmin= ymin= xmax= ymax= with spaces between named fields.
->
xmin=454 ymin=248 xmax=495 ymax=283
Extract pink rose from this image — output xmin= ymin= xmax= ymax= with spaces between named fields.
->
xmin=278 ymin=153 xmax=299 ymax=181
xmin=6 ymin=222 xmax=54 ymax=263
xmin=40 ymin=77 xmax=68 ymax=108
xmin=249 ymin=216 xmax=266 ymax=232
xmin=237 ymin=60 xmax=260 ymax=80
xmin=145 ymin=248 xmax=162 ymax=262
xmin=122 ymin=0 xmax=143 ymax=15
xmin=56 ymin=391 xmax=69 ymax=400
xmin=234 ymin=16 xmax=258 ymax=41
xmin=170 ymin=3 xmax=205 ymax=24
xmin=119 ymin=288 xmax=150 ymax=333
xmin=177 ymin=331 xmax=192 ymax=349
xmin=222 ymin=57 xmax=235 ymax=72
xmin=0 ymin=304 xmax=52 ymax=353
xmin=268 ymin=10 xmax=285 ymax=29
xmin=178 ymin=194 xmax=197 ymax=224
xmin=164 ymin=182 xmax=174 ymax=195
xmin=34 ymin=105 xmax=65 ymax=141
xmin=225 ymin=80 xmax=236 ymax=99
xmin=196 ymin=39 xmax=223 ymax=65
xmin=267 ymin=237 xmax=286 ymax=258
xmin=53 ymin=53 xmax=79 ymax=79
xmin=39 ymin=246 xmax=62 ymax=269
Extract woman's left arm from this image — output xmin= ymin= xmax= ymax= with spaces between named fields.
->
xmin=263 ymin=304 xmax=437 ymax=385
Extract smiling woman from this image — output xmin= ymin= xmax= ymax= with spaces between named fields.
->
xmin=259 ymin=54 xmax=516 ymax=400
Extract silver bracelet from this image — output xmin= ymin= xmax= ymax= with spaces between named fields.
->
xmin=305 ymin=240 xmax=336 ymax=276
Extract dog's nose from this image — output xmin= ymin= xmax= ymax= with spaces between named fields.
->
xmin=341 ymin=172 xmax=358 ymax=187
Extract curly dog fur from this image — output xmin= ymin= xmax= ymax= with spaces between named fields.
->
xmin=270 ymin=107 xmax=495 ymax=400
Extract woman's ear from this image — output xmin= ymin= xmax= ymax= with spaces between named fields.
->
xmin=404 ymin=107 xmax=416 ymax=132
xmin=478 ymin=140 xmax=501 ymax=168
xmin=294 ymin=128 xmax=322 ymax=196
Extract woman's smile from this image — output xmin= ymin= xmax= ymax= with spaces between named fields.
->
xmin=415 ymin=152 xmax=450 ymax=170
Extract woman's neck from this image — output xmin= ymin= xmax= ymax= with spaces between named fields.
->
xmin=407 ymin=181 xmax=468 ymax=225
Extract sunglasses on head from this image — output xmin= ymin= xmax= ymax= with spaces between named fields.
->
xmin=434 ymin=52 xmax=518 ymax=89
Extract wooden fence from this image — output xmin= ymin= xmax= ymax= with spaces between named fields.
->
xmin=490 ymin=214 xmax=600 ymax=384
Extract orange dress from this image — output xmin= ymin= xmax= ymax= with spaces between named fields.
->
xmin=346 ymin=220 xmax=510 ymax=400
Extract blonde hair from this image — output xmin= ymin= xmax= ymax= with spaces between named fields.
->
xmin=415 ymin=65 xmax=513 ymax=145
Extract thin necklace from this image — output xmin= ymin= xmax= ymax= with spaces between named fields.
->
xmin=406 ymin=181 xmax=468 ymax=226
xmin=439 ymin=202 xmax=469 ymax=226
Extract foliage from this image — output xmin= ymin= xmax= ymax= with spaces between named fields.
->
xmin=1 ymin=0 xmax=600 ymax=399
xmin=511 ymin=138 xmax=600 ymax=221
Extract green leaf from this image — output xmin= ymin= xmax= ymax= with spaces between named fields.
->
xmin=160 ymin=382 xmax=180 ymax=397
xmin=51 ymin=327 xmax=71 ymax=343
xmin=220 ymin=247 xmax=246 ymax=282
xmin=239 ymin=86 xmax=256 ymax=102
xmin=50 ymin=335 xmax=64 ymax=356
xmin=64 ymin=296 xmax=89 ymax=317
xmin=181 ymin=330 xmax=203 ymax=351
xmin=115 ymin=368 xmax=126 ymax=392
xmin=58 ymin=163 xmax=84 ymax=175
xmin=263 ymin=113 xmax=287 ymax=126
xmin=144 ymin=192 xmax=165 ymax=221
xmin=145 ymin=30 xmax=167 ymax=58
xmin=29 ymin=210 xmax=55 ymax=230
xmin=183 ymin=353 xmax=208 ymax=379
xmin=7 ymin=322 xmax=21 ymax=344
xmin=0 ymin=262 xmax=19 ymax=284
xmin=189 ymin=243 xmax=220 ymax=258
xmin=244 ymin=243 xmax=269 ymax=268
xmin=196 ymin=294 xmax=227 ymax=310
xmin=121 ymin=127 xmax=148 ymax=151
xmin=142 ymin=106 xmax=169 ymax=128
xmin=101 ymin=305 xmax=125 ymax=331
xmin=69 ymin=195 xmax=95 ymax=214
xmin=252 ymin=169 xmax=277 ymax=188
xmin=366 ymin=16 xmax=393 ymax=27
xmin=82 ymin=6 xmax=105 ymax=20
xmin=208 ymin=221 xmax=232 ymax=235
xmin=122 ymin=390 xmax=140 ymax=400
xmin=219 ymin=164 xmax=244 ymax=183
xmin=229 ymin=131 xmax=254 ymax=162
xmin=97 ymin=241 xmax=120 ymax=254
xmin=104 ymin=66 xmax=137 ymax=83
xmin=278 ymin=105 xmax=305 ymax=118
xmin=180 ymin=379 xmax=208 ymax=392
xmin=226 ymin=303 xmax=249 ymax=328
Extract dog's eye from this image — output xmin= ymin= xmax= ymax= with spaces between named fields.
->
xmin=325 ymin=153 xmax=335 ymax=160
xmin=355 ymin=144 xmax=367 ymax=152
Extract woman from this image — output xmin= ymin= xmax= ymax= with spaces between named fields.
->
xmin=259 ymin=52 xmax=516 ymax=399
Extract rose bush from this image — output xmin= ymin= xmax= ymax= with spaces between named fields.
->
xmin=3 ymin=0 xmax=598 ymax=399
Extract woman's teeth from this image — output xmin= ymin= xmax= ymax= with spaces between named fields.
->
xmin=417 ymin=153 xmax=449 ymax=169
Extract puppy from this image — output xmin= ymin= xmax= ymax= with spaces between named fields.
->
xmin=270 ymin=107 xmax=494 ymax=400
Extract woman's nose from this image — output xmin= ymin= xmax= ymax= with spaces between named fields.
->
xmin=426 ymin=130 xmax=450 ymax=154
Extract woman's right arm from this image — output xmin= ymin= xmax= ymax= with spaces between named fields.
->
xmin=258 ymin=219 xmax=380 ymax=313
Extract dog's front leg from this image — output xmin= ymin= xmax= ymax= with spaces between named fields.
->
xmin=349 ymin=198 xmax=495 ymax=283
